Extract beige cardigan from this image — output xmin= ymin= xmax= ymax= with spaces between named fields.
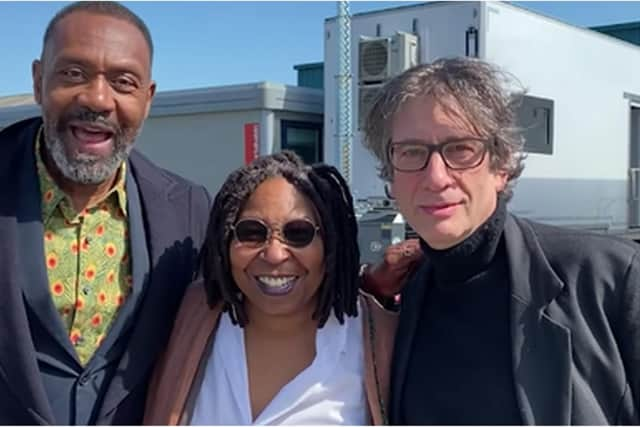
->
xmin=144 ymin=280 xmax=398 ymax=425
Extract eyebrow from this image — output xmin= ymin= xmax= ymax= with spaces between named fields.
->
xmin=390 ymin=136 xmax=482 ymax=145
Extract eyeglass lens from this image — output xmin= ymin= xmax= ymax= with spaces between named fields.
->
xmin=390 ymin=139 xmax=486 ymax=171
xmin=234 ymin=219 xmax=317 ymax=248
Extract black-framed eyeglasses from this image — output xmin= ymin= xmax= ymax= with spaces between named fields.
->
xmin=387 ymin=138 xmax=490 ymax=172
xmin=231 ymin=218 xmax=320 ymax=249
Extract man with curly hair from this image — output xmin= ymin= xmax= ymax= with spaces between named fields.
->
xmin=364 ymin=57 xmax=640 ymax=425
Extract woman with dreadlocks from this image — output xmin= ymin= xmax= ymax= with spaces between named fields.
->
xmin=144 ymin=151 xmax=398 ymax=425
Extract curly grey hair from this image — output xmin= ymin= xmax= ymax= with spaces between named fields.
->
xmin=362 ymin=57 xmax=526 ymax=199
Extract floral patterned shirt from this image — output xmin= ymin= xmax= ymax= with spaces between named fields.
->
xmin=36 ymin=127 xmax=132 ymax=366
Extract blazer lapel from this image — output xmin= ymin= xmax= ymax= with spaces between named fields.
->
xmin=389 ymin=258 xmax=431 ymax=422
xmin=504 ymin=215 xmax=572 ymax=425
xmin=0 ymin=118 xmax=56 ymax=423
xmin=125 ymin=167 xmax=151 ymax=300
xmin=15 ymin=122 xmax=80 ymax=363
xmin=17 ymin=200 xmax=81 ymax=363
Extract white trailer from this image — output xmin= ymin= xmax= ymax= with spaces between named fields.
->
xmin=324 ymin=1 xmax=640 ymax=238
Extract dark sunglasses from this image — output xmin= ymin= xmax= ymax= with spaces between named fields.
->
xmin=231 ymin=218 xmax=320 ymax=248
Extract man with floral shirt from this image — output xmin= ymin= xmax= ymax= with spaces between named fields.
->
xmin=0 ymin=2 xmax=210 ymax=424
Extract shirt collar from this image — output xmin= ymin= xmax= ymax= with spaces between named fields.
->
xmin=35 ymin=125 xmax=128 ymax=221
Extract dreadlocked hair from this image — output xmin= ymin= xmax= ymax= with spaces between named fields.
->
xmin=200 ymin=150 xmax=360 ymax=328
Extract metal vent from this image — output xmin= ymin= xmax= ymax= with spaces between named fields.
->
xmin=358 ymin=84 xmax=383 ymax=129
xmin=359 ymin=39 xmax=389 ymax=82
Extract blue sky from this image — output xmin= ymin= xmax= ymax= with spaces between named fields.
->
xmin=2 ymin=1 xmax=640 ymax=97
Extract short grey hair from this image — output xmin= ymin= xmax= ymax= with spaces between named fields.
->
xmin=362 ymin=57 xmax=526 ymax=199
xmin=43 ymin=1 xmax=154 ymax=65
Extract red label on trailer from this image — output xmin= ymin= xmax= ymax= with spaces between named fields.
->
xmin=244 ymin=123 xmax=259 ymax=164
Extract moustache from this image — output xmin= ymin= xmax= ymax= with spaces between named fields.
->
xmin=58 ymin=109 xmax=121 ymax=135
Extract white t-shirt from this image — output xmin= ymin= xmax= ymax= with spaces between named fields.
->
xmin=190 ymin=304 xmax=366 ymax=425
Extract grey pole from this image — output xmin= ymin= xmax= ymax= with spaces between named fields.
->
xmin=336 ymin=0 xmax=353 ymax=186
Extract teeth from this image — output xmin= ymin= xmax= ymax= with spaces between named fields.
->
xmin=73 ymin=127 xmax=111 ymax=143
xmin=256 ymin=276 xmax=296 ymax=288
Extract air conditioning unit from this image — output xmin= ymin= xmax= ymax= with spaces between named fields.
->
xmin=359 ymin=31 xmax=419 ymax=84
xmin=358 ymin=83 xmax=384 ymax=130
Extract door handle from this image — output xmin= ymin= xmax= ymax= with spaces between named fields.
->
xmin=630 ymin=168 xmax=640 ymax=200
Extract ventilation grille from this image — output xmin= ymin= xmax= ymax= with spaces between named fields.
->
xmin=359 ymin=39 xmax=390 ymax=82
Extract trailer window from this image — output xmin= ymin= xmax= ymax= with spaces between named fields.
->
xmin=516 ymin=95 xmax=554 ymax=155
xmin=281 ymin=120 xmax=323 ymax=164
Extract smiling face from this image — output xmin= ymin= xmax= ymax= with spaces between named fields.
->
xmin=390 ymin=95 xmax=507 ymax=249
xmin=229 ymin=177 xmax=325 ymax=321
xmin=32 ymin=11 xmax=156 ymax=185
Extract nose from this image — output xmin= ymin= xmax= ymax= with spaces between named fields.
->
xmin=260 ymin=237 xmax=291 ymax=264
xmin=419 ymin=151 xmax=454 ymax=191
xmin=76 ymin=75 xmax=115 ymax=115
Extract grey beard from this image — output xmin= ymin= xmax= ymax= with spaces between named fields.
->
xmin=46 ymin=135 xmax=133 ymax=185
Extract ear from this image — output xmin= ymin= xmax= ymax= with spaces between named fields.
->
xmin=384 ymin=182 xmax=395 ymax=200
xmin=143 ymin=80 xmax=157 ymax=119
xmin=494 ymin=170 xmax=509 ymax=193
xmin=32 ymin=60 xmax=43 ymax=105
